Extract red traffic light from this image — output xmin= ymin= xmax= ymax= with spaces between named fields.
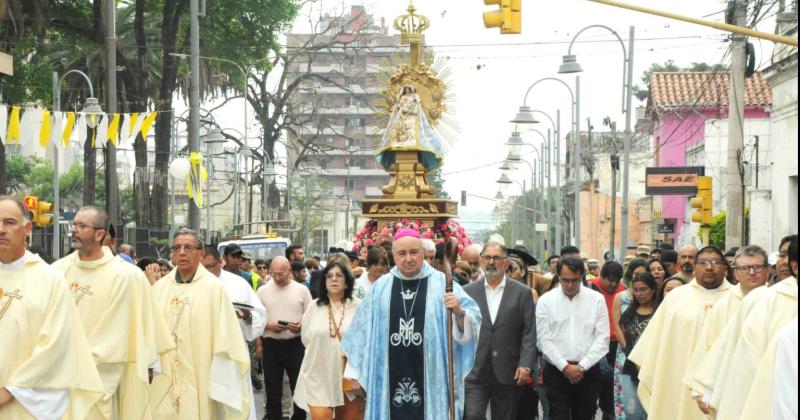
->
xmin=23 ymin=195 xmax=38 ymax=210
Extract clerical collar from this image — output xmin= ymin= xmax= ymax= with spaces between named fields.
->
xmin=396 ymin=270 xmax=423 ymax=281
xmin=175 ymin=271 xmax=197 ymax=284
xmin=0 ymin=251 xmax=28 ymax=270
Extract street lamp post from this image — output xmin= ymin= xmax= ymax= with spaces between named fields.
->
xmin=170 ymin=52 xmax=274 ymax=228
xmin=559 ymin=25 xmax=635 ymax=260
xmin=511 ymin=78 xmax=579 ymax=248
xmin=529 ymin=109 xmax=562 ymax=253
xmin=203 ymin=128 xmax=227 ymax=235
xmin=52 ymin=70 xmax=101 ymax=260
xmin=507 ymin=145 xmax=543 ymax=257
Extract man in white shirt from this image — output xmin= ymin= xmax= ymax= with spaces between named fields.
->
xmin=463 ymin=243 xmax=537 ymax=420
xmin=536 ymin=256 xmax=610 ymax=420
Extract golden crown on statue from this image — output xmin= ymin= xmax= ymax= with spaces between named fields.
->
xmin=393 ymin=2 xmax=430 ymax=46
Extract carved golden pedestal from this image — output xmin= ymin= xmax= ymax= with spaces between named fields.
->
xmin=366 ymin=151 xmax=457 ymax=230
xmin=381 ymin=151 xmax=435 ymax=199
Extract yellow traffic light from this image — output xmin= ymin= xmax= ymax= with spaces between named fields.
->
xmin=690 ymin=176 xmax=713 ymax=226
xmin=483 ymin=0 xmax=522 ymax=34
xmin=23 ymin=195 xmax=54 ymax=227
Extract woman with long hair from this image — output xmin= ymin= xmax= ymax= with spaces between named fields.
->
xmin=294 ymin=262 xmax=363 ymax=420
xmin=647 ymin=259 xmax=667 ymax=288
xmin=612 ymin=258 xmax=649 ymax=419
xmin=618 ymin=272 xmax=659 ymax=419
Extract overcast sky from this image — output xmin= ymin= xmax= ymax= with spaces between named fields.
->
xmin=209 ymin=0 xmax=780 ymax=234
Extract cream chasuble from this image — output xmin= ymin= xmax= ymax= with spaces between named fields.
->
xmin=149 ymin=265 xmax=251 ymax=420
xmin=0 ymin=251 xmax=104 ymax=419
xmin=712 ymin=277 xmax=797 ymax=420
xmin=738 ymin=317 xmax=798 ymax=420
xmin=52 ymin=247 xmax=173 ymax=420
xmin=627 ymin=279 xmax=731 ymax=420
xmin=685 ymin=282 xmax=774 ymax=412
xmin=683 ymin=283 xmax=747 ymax=395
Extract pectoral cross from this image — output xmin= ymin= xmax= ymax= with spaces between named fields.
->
xmin=70 ymin=282 xmax=94 ymax=304
xmin=0 ymin=289 xmax=23 ymax=321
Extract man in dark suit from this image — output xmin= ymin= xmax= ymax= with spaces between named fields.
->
xmin=463 ymin=242 xmax=538 ymax=420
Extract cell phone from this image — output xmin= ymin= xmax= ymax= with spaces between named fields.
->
xmin=278 ymin=320 xmax=290 ymax=326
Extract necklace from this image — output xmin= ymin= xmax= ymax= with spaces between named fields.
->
xmin=400 ymin=277 xmax=423 ymax=320
xmin=328 ymin=300 xmax=346 ymax=339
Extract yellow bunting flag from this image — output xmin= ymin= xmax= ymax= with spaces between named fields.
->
xmin=90 ymin=114 xmax=98 ymax=148
xmin=62 ymin=112 xmax=76 ymax=147
xmin=107 ymin=113 xmax=120 ymax=145
xmin=139 ymin=112 xmax=158 ymax=141
xmin=187 ymin=152 xmax=207 ymax=207
xmin=6 ymin=106 xmax=21 ymax=144
xmin=38 ymin=110 xmax=52 ymax=148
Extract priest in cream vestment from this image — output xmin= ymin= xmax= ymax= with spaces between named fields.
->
xmin=628 ymin=246 xmax=732 ymax=420
xmin=0 ymin=197 xmax=104 ymax=419
xmin=682 ymin=245 xmax=770 ymax=411
xmin=149 ymin=229 xmax=251 ymax=419
xmin=710 ymin=275 xmax=797 ymax=419
xmin=52 ymin=206 xmax=174 ymax=419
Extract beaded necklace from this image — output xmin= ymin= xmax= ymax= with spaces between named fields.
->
xmin=328 ymin=299 xmax=346 ymax=339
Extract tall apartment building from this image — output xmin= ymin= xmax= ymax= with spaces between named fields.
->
xmin=285 ymin=6 xmax=407 ymax=201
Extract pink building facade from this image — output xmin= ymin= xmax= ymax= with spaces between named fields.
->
xmin=647 ymin=72 xmax=772 ymax=244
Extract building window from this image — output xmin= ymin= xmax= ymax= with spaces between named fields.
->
xmin=348 ymin=157 xmax=364 ymax=168
xmin=686 ymin=143 xmax=705 ymax=168
xmin=346 ymin=118 xmax=365 ymax=128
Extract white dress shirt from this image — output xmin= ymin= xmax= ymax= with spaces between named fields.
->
xmin=217 ymin=270 xmax=268 ymax=342
xmin=484 ymin=277 xmax=507 ymax=324
xmin=536 ymin=285 xmax=610 ymax=372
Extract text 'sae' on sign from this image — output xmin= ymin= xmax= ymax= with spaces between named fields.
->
xmin=645 ymin=167 xmax=705 ymax=195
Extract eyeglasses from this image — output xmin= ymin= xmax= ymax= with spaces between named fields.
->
xmin=697 ymin=259 xmax=725 ymax=267
xmin=631 ymin=287 xmax=652 ymax=294
xmin=171 ymin=244 xmax=202 ymax=253
xmin=480 ymin=255 xmax=508 ymax=263
xmin=325 ymin=272 xmax=345 ymax=280
xmin=735 ymin=264 xmax=768 ymax=273
xmin=256 ymin=265 xmax=268 ymax=270
xmin=70 ymin=221 xmax=103 ymax=231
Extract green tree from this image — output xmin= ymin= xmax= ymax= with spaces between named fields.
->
xmin=709 ymin=212 xmax=727 ymax=250
xmin=428 ymin=170 xmax=451 ymax=199
xmin=634 ymin=61 xmax=729 ymax=101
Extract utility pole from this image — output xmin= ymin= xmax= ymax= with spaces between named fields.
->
xmin=188 ymin=0 xmax=201 ymax=230
xmin=618 ymin=26 xmax=635 ymax=261
xmin=726 ymin=0 xmax=747 ymax=250
xmin=555 ymin=110 xmax=563 ymax=252
xmin=609 ymin=153 xmax=619 ymax=261
xmin=104 ymin=0 xmax=120 ymax=236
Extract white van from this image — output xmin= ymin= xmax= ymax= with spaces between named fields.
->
xmin=217 ymin=233 xmax=291 ymax=261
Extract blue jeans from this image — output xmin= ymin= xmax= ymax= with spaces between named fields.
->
xmin=620 ymin=374 xmax=647 ymax=420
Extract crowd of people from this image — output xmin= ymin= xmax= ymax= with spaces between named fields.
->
xmin=0 ymin=194 xmax=797 ymax=420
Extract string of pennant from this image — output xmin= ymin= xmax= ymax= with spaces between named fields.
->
xmin=0 ymin=104 xmax=168 ymax=148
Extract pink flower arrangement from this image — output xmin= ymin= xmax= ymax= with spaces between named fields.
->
xmin=352 ymin=218 xmax=472 ymax=257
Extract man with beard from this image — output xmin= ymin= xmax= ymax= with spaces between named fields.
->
xmin=683 ymin=246 xmax=770 ymax=413
xmin=0 ymin=197 xmax=104 ymax=419
xmin=52 ymin=206 xmax=172 ymax=419
xmin=628 ymin=246 xmax=732 ymax=420
xmin=463 ymin=243 xmax=537 ymax=420
xmin=677 ymin=244 xmax=699 ymax=281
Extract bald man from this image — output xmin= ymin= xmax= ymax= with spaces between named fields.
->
xmin=256 ymin=256 xmax=312 ymax=420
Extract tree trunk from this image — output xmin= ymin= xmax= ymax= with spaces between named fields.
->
xmin=150 ymin=0 xmax=186 ymax=229
xmin=130 ymin=0 xmax=150 ymax=227
xmin=83 ymin=129 xmax=96 ymax=205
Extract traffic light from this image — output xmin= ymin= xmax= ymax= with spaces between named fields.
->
xmin=23 ymin=195 xmax=54 ymax=228
xmin=483 ymin=0 xmax=522 ymax=34
xmin=690 ymin=176 xmax=713 ymax=226
xmin=461 ymin=190 xmax=467 ymax=206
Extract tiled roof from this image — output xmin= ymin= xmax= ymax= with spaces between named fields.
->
xmin=649 ymin=71 xmax=772 ymax=109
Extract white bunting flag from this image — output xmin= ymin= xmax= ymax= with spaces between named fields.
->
xmin=50 ymin=112 xmax=64 ymax=148
xmin=77 ymin=114 xmax=88 ymax=146
xmin=94 ymin=114 xmax=108 ymax=147
xmin=0 ymin=105 xmax=7 ymax=144
xmin=19 ymin=108 xmax=42 ymax=147
xmin=120 ymin=114 xmax=131 ymax=146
